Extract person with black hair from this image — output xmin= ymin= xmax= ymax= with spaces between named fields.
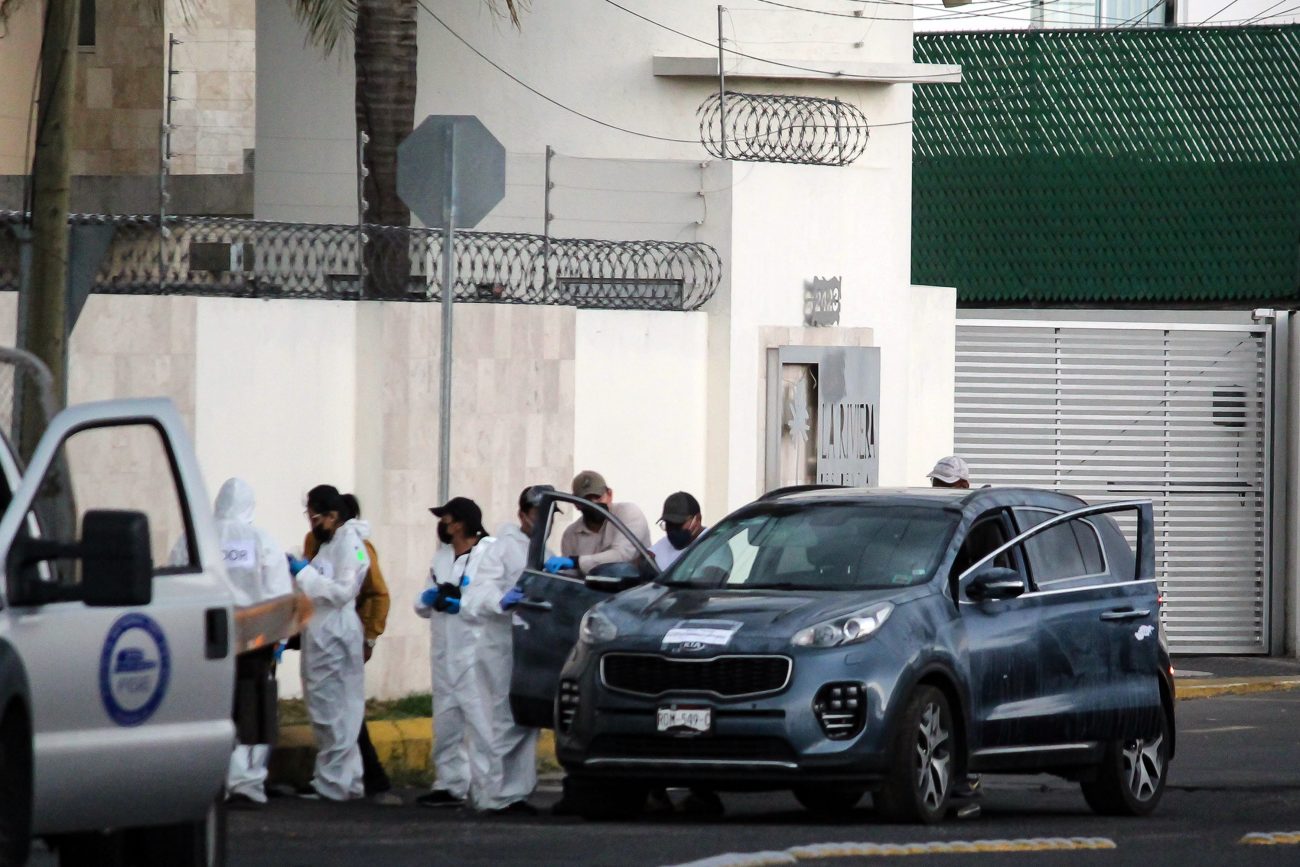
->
xmin=288 ymin=484 xmax=371 ymax=801
xmin=303 ymin=492 xmax=397 ymax=805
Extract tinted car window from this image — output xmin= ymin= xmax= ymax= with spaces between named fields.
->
xmin=1014 ymin=508 xmax=1107 ymax=587
xmin=662 ymin=505 xmax=958 ymax=591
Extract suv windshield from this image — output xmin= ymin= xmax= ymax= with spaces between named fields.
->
xmin=661 ymin=504 xmax=958 ymax=591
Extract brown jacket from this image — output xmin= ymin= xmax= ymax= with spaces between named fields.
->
xmin=303 ymin=531 xmax=390 ymax=641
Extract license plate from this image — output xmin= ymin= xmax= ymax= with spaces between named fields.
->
xmin=657 ymin=705 xmax=711 ymax=734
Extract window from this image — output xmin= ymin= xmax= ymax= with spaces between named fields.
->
xmin=951 ymin=515 xmax=1015 ymax=579
xmin=1013 ymin=508 xmax=1107 ymax=587
xmin=21 ymin=422 xmax=196 ymax=587
xmin=663 ymin=505 xmax=958 ymax=591
xmin=77 ymin=0 xmax=95 ymax=48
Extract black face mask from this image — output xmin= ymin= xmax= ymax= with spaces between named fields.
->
xmin=581 ymin=505 xmax=606 ymax=527
xmin=666 ymin=526 xmax=695 ymax=550
xmin=437 ymin=524 xmax=454 ymax=545
xmin=311 ymin=524 xmax=334 ymax=545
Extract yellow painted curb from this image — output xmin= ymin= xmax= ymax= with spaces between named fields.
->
xmin=1240 ymin=832 xmax=1300 ymax=846
xmin=1175 ymin=677 xmax=1300 ymax=701
xmin=271 ymin=718 xmax=557 ymax=783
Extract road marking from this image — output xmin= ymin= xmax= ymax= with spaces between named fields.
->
xmin=662 ymin=837 xmax=1117 ymax=866
xmin=1182 ymin=725 xmax=1256 ymax=734
xmin=1241 ymin=832 xmax=1300 ymax=845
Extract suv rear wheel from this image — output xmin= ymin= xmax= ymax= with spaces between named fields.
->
xmin=1081 ymin=710 xmax=1169 ymax=817
xmin=0 ymin=707 xmax=32 ymax=867
xmin=793 ymin=785 xmax=865 ymax=816
xmin=873 ymin=686 xmax=955 ymax=824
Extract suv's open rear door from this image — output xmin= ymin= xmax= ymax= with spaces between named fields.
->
xmin=508 ymin=492 xmax=659 ymax=728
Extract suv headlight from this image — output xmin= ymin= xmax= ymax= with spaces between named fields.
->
xmin=579 ymin=608 xmax=619 ymax=645
xmin=791 ymin=602 xmax=894 ymax=648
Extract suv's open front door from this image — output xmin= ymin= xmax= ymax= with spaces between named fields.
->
xmin=509 ymin=492 xmax=659 ymax=728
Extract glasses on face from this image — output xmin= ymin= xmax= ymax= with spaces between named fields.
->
xmin=305 ymin=510 xmax=325 ymax=527
xmin=657 ymin=519 xmax=686 ymax=531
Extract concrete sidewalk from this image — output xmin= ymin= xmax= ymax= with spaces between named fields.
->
xmin=269 ymin=657 xmax=1300 ymax=783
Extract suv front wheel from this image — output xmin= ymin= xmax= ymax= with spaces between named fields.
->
xmin=873 ymin=686 xmax=956 ymax=824
xmin=1081 ymin=710 xmax=1170 ymax=816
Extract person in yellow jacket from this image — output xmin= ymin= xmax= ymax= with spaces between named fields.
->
xmin=304 ymin=492 xmax=398 ymax=804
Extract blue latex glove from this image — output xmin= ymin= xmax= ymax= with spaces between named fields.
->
xmin=441 ymin=595 xmax=461 ymax=615
xmin=273 ymin=640 xmax=287 ymax=664
xmin=500 ymin=587 xmax=526 ymax=612
xmin=286 ymin=554 xmax=309 ymax=576
xmin=544 ymin=556 xmax=575 ymax=574
xmin=420 ymin=587 xmax=440 ymax=608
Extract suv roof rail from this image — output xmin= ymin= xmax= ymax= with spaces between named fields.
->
xmin=759 ymin=483 xmax=845 ymax=501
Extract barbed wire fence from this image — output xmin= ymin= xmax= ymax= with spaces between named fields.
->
xmin=699 ymin=91 xmax=870 ymax=167
xmin=0 ymin=212 xmax=721 ymax=311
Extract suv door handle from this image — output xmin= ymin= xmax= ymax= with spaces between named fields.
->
xmin=1100 ymin=608 xmax=1150 ymax=622
xmin=517 ymin=599 xmax=553 ymax=612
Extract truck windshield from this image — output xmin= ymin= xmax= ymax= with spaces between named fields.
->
xmin=661 ymin=504 xmax=958 ymax=591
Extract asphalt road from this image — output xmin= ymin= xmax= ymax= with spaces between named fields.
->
xmin=28 ymin=690 xmax=1300 ymax=866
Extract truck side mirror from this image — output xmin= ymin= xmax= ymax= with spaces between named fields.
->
xmin=81 ymin=510 xmax=153 ymax=607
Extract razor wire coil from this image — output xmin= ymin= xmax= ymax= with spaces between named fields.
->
xmin=698 ymin=91 xmax=869 ymax=166
xmin=0 ymin=212 xmax=721 ymax=311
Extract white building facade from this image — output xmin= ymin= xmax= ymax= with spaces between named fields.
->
xmin=177 ymin=0 xmax=964 ymax=697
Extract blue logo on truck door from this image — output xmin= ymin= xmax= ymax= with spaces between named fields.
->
xmin=99 ymin=613 xmax=171 ymax=726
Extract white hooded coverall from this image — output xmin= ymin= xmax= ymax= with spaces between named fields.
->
xmin=201 ymin=478 xmax=294 ymax=803
xmin=473 ymin=522 xmax=540 ymax=810
xmin=296 ymin=518 xmax=370 ymax=800
xmin=416 ymin=538 xmax=501 ymax=805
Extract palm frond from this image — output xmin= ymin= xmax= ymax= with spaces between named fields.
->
xmin=291 ymin=0 xmax=359 ymax=56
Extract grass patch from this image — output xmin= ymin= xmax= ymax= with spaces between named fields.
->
xmin=278 ymin=693 xmax=433 ymax=727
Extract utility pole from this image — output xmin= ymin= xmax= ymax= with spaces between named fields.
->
xmin=19 ymin=0 xmax=79 ymax=460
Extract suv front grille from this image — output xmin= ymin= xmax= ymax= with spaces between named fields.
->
xmin=600 ymin=653 xmax=792 ymax=698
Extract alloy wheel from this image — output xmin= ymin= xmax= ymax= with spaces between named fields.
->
xmin=914 ymin=701 xmax=952 ymax=811
xmin=1121 ymin=732 xmax=1164 ymax=802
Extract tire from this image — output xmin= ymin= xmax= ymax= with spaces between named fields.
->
xmin=793 ymin=785 xmax=865 ymax=816
xmin=129 ymin=795 xmax=227 ymax=867
xmin=568 ymin=779 xmax=647 ymax=822
xmin=0 ymin=708 xmax=32 ymax=867
xmin=1080 ymin=711 xmax=1170 ymax=817
xmin=873 ymin=686 xmax=957 ymax=824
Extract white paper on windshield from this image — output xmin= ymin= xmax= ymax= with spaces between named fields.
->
xmin=661 ymin=619 xmax=742 ymax=649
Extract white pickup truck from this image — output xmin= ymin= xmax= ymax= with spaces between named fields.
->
xmin=0 ymin=350 xmax=301 ymax=867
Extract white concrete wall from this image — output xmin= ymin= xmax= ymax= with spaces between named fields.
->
xmin=573 ymin=309 xmax=710 ymax=531
xmin=192 ymin=298 xmax=358 ymax=554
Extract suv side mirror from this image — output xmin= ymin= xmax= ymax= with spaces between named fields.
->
xmin=966 ymin=566 xmax=1025 ymax=602
xmin=81 ymin=510 xmax=153 ymax=607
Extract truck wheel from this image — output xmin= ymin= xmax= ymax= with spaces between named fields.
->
xmin=0 ymin=708 xmax=32 ymax=867
xmin=793 ymin=785 xmax=865 ymax=816
xmin=130 ymin=795 xmax=227 ymax=867
xmin=873 ymin=686 xmax=956 ymax=824
xmin=1080 ymin=710 xmax=1169 ymax=817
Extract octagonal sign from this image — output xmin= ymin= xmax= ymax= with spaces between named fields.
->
xmin=397 ymin=115 xmax=506 ymax=229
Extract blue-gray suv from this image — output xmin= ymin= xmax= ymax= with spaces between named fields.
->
xmin=510 ymin=486 xmax=1174 ymax=824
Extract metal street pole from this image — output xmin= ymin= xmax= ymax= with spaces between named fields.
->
xmin=717 ymin=6 xmax=727 ymax=160
xmin=437 ymin=123 xmax=457 ymax=505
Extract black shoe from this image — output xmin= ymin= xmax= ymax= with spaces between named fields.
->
xmin=416 ymin=789 xmax=466 ymax=808
xmin=682 ymin=790 xmax=724 ymax=817
xmin=550 ymin=796 xmax=577 ymax=817
xmin=486 ymin=801 xmax=539 ymax=816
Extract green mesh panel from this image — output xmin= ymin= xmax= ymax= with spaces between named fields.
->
xmin=913 ymin=26 xmax=1300 ymax=305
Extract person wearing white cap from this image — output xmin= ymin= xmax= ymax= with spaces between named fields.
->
xmin=927 ymin=456 xmax=971 ymax=489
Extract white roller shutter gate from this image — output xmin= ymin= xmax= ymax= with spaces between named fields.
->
xmin=955 ymin=320 xmax=1271 ymax=654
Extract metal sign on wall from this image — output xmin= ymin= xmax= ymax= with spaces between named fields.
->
xmin=764 ymin=345 xmax=880 ymax=491
xmin=804 ymin=276 xmax=841 ymax=327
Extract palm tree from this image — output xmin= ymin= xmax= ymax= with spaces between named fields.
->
xmin=291 ymin=0 xmax=521 ymax=297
